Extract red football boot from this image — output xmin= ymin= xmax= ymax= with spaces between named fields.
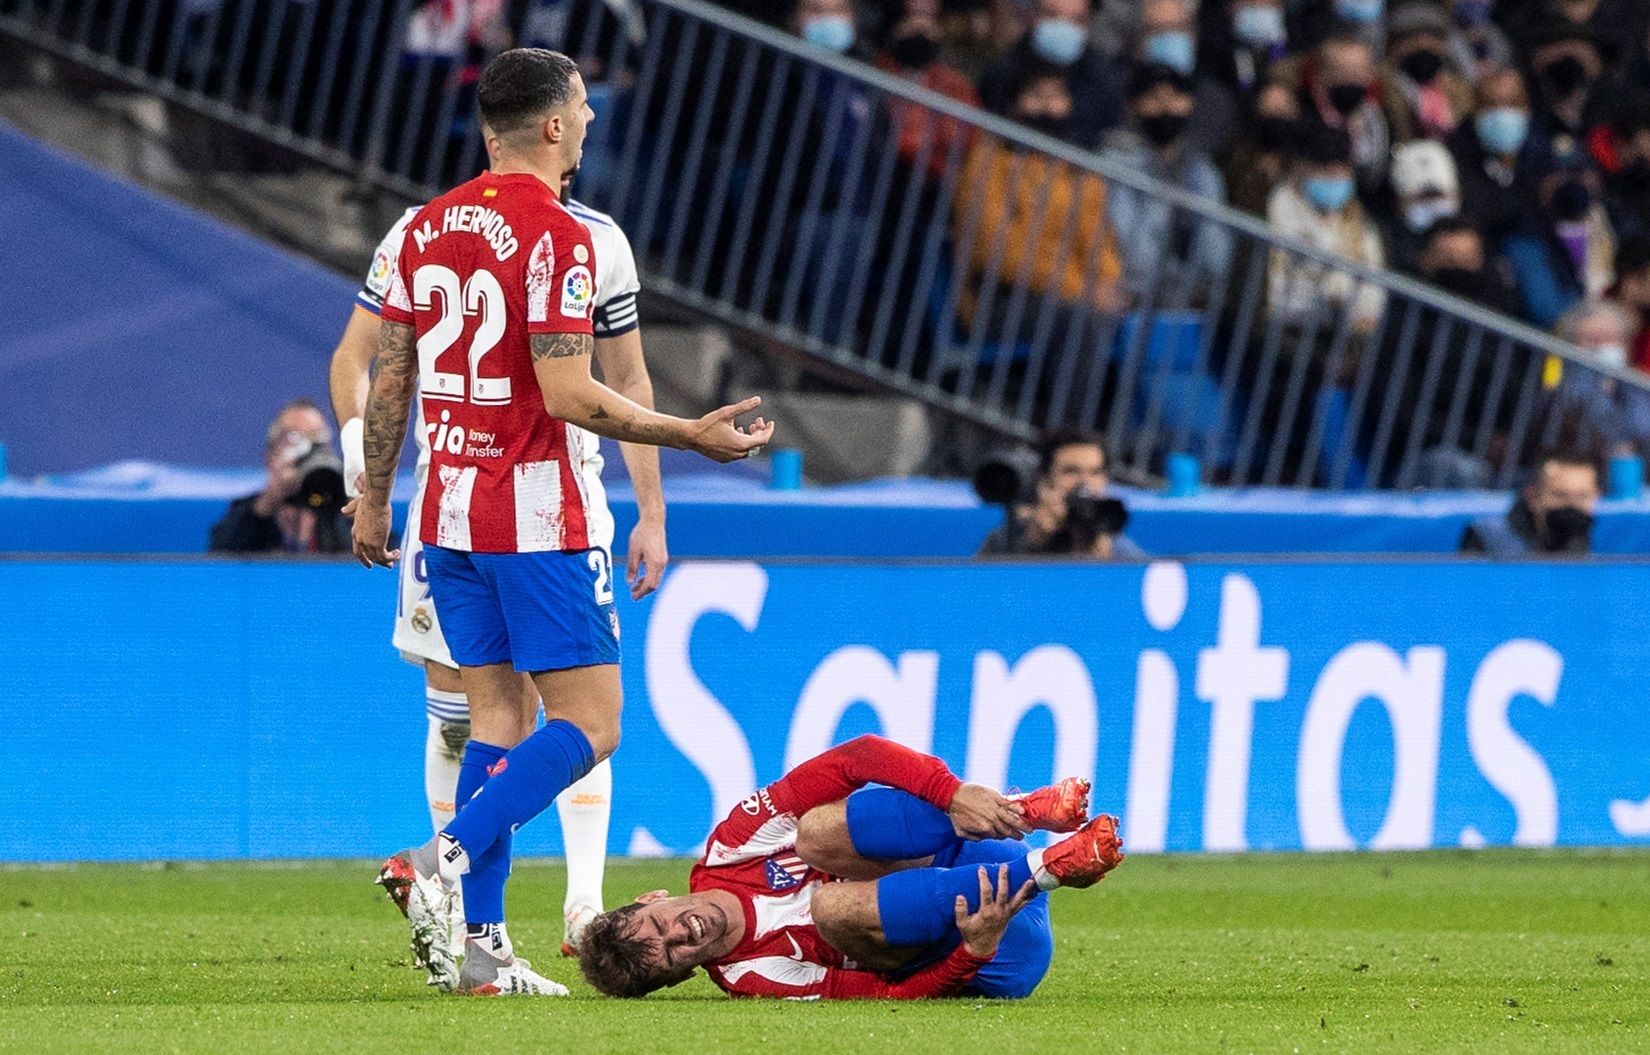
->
xmin=1008 ymin=777 xmax=1091 ymax=833
xmin=1036 ymin=814 xmax=1124 ymax=888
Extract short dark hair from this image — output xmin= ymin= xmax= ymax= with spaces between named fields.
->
xmin=1015 ymin=60 xmax=1071 ymax=97
xmin=1535 ymin=448 xmax=1602 ymax=481
xmin=1293 ymin=122 xmax=1353 ymax=166
xmin=1127 ymin=62 xmax=1193 ymax=100
xmin=578 ymin=905 xmax=694 ymax=998
xmin=478 ymin=48 xmax=580 ymax=137
xmin=1037 ymin=428 xmax=1105 ymax=477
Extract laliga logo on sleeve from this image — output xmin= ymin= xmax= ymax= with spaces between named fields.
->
xmin=561 ymin=264 xmax=594 ymax=318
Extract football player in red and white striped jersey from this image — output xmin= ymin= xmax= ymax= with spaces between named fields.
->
xmin=577 ymin=736 xmax=1124 ymax=1000
xmin=355 ymin=48 xmax=773 ymax=997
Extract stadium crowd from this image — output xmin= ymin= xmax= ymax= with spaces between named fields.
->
xmin=721 ymin=0 xmax=1650 ymax=358
xmin=98 ymin=0 xmax=1650 ymax=483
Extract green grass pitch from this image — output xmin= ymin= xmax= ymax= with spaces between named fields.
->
xmin=3 ymin=850 xmax=1646 ymax=1053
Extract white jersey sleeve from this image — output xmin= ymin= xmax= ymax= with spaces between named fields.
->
xmin=357 ymin=206 xmax=422 ymax=315
xmin=567 ymin=199 xmax=641 ymax=338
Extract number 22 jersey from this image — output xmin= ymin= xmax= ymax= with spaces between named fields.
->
xmin=381 ymin=170 xmax=600 ymax=555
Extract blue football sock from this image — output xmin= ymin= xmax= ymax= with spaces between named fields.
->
xmin=846 ymin=788 xmax=963 ymax=860
xmin=443 ymin=719 xmax=595 ymax=864
xmin=451 ymin=740 xmax=510 ymax=925
xmin=455 ymin=739 xmax=505 ymax=814
xmin=875 ymin=855 xmax=1036 ymax=947
xmin=463 ymin=828 xmax=513 ymax=926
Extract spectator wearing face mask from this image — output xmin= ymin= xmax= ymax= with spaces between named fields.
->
xmin=954 ymin=68 xmax=1125 ymax=358
xmin=1225 ymin=81 xmax=1302 ymax=216
xmin=1460 ymin=449 xmax=1601 ymax=556
xmin=1526 ymin=21 xmax=1604 ymax=154
xmin=1266 ymin=124 xmax=1388 ymax=334
xmin=1541 ymin=300 xmax=1650 ymax=462
xmin=1270 ymin=33 xmax=1393 ymax=194
xmin=1363 ymin=218 xmax=1520 ymax=488
xmin=1446 ymin=0 xmax=1514 ymax=83
xmin=1419 ymin=215 xmax=1519 ymax=312
xmin=1503 ymin=141 xmax=1617 ymax=327
xmin=1610 ymin=237 xmax=1650 ymax=371
xmin=1101 ymin=64 xmax=1235 ymax=303
xmin=863 ymin=0 xmax=981 ymax=370
xmin=794 ymin=0 xmax=869 ymax=59
xmin=1387 ymin=140 xmax=1465 ymax=275
xmin=1131 ymin=0 xmax=1239 ymax=156
xmin=1449 ymin=67 xmax=1542 ymax=243
xmin=876 ymin=0 xmax=981 ymax=185
xmin=979 ymin=0 xmax=1125 ymax=148
xmin=1594 ymin=101 xmax=1650 ymax=243
xmin=1378 ymin=3 xmax=1474 ymax=144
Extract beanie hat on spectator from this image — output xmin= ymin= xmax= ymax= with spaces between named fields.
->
xmin=1292 ymin=122 xmax=1354 ymax=166
xmin=1392 ymin=140 xmax=1460 ymax=199
xmin=1386 ymin=3 xmax=1452 ymax=44
xmin=1127 ymin=61 xmax=1194 ymax=100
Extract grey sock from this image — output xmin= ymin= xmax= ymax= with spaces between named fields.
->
xmin=410 ymin=836 xmax=441 ymax=879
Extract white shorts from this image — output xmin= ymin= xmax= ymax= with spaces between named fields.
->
xmin=392 ymin=482 xmax=456 ymax=670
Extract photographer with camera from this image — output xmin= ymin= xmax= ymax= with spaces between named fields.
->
xmin=209 ymin=398 xmax=351 ymax=554
xmin=1459 ymin=449 xmax=1600 ymax=557
xmin=976 ymin=430 xmax=1146 ymax=560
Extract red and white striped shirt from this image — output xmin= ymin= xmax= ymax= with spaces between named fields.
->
xmin=689 ymin=736 xmax=993 ymax=1000
xmin=381 ymin=171 xmax=601 ymax=554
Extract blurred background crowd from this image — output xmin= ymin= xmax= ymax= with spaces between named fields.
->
xmin=725 ymin=0 xmax=1650 ymax=357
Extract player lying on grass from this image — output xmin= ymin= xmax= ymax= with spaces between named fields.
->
xmin=577 ymin=735 xmax=1124 ymax=999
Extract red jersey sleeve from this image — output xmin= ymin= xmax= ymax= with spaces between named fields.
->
xmin=524 ymin=207 xmax=597 ymax=337
xmin=765 ymin=735 xmax=963 ymax=818
xmin=717 ymin=946 xmax=992 ymax=1000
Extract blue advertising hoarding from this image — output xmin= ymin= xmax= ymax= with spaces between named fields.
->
xmin=2 ymin=558 xmax=1648 ymax=861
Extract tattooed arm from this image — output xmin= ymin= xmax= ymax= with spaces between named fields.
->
xmin=350 ymin=319 xmax=416 ymax=567
xmin=531 ymin=332 xmax=774 ymax=463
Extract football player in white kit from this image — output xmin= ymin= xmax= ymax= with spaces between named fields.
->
xmin=329 ymin=174 xmax=665 ymax=958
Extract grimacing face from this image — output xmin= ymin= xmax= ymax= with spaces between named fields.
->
xmin=621 ymin=892 xmax=739 ymax=974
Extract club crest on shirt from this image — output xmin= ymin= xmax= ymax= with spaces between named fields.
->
xmin=765 ymin=855 xmax=806 ymax=891
xmin=561 ymin=264 xmax=594 ymax=318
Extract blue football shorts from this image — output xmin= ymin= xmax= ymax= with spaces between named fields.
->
xmin=422 ymin=545 xmax=620 ymax=673
xmin=930 ymin=838 xmax=1055 ymax=1000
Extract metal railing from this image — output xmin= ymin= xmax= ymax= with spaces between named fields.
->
xmin=5 ymin=0 xmax=1646 ymax=488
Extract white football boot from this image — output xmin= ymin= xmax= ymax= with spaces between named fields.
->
xmin=375 ymin=845 xmax=460 ymax=990
xmin=458 ymin=941 xmax=571 ymax=996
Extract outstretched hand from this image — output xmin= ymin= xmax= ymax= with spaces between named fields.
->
xmin=955 ymin=864 xmax=1038 ymax=959
xmin=686 ymin=396 xmax=776 ymax=463
xmin=948 ymin=782 xmax=1028 ymax=841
